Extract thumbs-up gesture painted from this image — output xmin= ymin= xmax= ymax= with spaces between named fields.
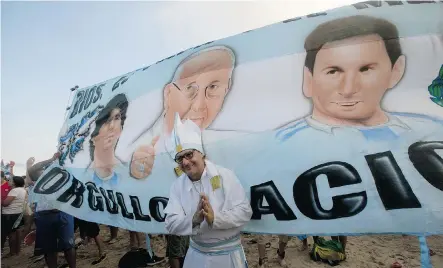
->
xmin=130 ymin=136 xmax=160 ymax=180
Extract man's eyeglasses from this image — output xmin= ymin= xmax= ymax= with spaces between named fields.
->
xmin=172 ymin=79 xmax=230 ymax=100
xmin=175 ymin=150 xmax=195 ymax=164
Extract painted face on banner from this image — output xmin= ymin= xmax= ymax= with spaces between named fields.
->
xmin=93 ymin=108 xmax=123 ymax=153
xmin=303 ymin=34 xmax=405 ymax=125
xmin=164 ymin=49 xmax=233 ymax=133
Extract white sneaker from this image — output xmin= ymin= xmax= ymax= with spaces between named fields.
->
xmin=277 ymin=250 xmax=288 ymax=268
xmin=278 ymin=257 xmax=288 ymax=268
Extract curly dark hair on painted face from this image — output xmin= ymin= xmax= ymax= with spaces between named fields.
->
xmin=89 ymin=93 xmax=129 ymax=161
xmin=12 ymin=176 xmax=25 ymax=188
xmin=304 ymin=15 xmax=402 ymax=74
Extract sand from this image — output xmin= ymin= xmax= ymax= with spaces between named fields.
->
xmin=1 ymin=228 xmax=442 ymax=268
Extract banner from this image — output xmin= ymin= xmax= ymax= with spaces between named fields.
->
xmin=32 ymin=1 xmax=443 ymax=235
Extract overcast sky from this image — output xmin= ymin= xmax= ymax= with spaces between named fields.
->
xmin=1 ymin=0 xmax=360 ymax=175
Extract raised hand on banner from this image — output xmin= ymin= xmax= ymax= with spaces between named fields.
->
xmin=52 ymin=152 xmax=61 ymax=161
xmin=130 ymin=136 xmax=160 ymax=180
xmin=9 ymin=161 xmax=15 ymax=175
xmin=26 ymin=157 xmax=35 ymax=169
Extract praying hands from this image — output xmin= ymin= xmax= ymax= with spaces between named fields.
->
xmin=192 ymin=194 xmax=215 ymax=227
xmin=201 ymin=194 xmax=214 ymax=226
xmin=192 ymin=194 xmax=205 ymax=228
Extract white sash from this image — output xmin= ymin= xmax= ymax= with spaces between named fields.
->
xmin=190 ymin=235 xmax=248 ymax=268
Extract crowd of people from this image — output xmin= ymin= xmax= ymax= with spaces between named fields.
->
xmin=1 ymin=155 xmax=168 ymax=268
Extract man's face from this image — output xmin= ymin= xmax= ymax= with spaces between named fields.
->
xmin=303 ymin=34 xmax=405 ymax=125
xmin=164 ymin=50 xmax=232 ymax=132
xmin=93 ymin=108 xmax=122 ymax=153
xmin=176 ymin=149 xmax=205 ymax=180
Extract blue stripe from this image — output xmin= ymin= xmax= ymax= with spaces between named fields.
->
xmin=276 ymin=121 xmax=307 ymax=139
xmin=190 ymin=243 xmax=242 ymax=256
xmin=191 ymin=234 xmax=241 ymax=248
xmin=390 ymin=112 xmax=443 ymax=125
xmin=190 ymin=236 xmax=242 ymax=256
xmin=279 ymin=125 xmax=310 ymax=142
xmin=419 ymin=236 xmax=432 ymax=268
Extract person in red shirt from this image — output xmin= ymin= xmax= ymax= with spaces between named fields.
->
xmin=1 ymin=171 xmax=11 ymax=202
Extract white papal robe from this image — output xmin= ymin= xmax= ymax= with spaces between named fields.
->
xmin=164 ymin=160 xmax=252 ymax=268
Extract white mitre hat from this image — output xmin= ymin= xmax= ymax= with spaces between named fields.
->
xmin=166 ymin=112 xmax=204 ymax=159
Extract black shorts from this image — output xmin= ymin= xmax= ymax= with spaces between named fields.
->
xmin=1 ymin=213 xmax=22 ymax=236
xmin=74 ymin=218 xmax=100 ymax=238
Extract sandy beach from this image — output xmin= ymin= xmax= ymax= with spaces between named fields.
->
xmin=1 ymin=228 xmax=442 ymax=268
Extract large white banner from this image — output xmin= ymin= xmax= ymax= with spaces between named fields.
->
xmin=32 ymin=1 xmax=443 ymax=235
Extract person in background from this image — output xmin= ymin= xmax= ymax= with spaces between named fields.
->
xmin=1 ymin=176 xmax=27 ymax=257
xmin=145 ymin=234 xmax=167 ymax=266
xmin=28 ymin=152 xmax=76 ymax=268
xmin=74 ymin=218 xmax=107 ymax=265
xmin=22 ymin=158 xmax=36 ymax=242
xmin=105 ymin=226 xmax=119 ymax=244
xmin=166 ymin=234 xmax=189 ymax=268
xmin=1 ymin=171 xmax=11 ymax=202
xmin=313 ymin=236 xmax=347 ymax=254
xmin=129 ymin=231 xmax=143 ymax=251
xmin=23 ymin=157 xmax=45 ymax=263
xmin=1 ymin=160 xmax=15 ymax=180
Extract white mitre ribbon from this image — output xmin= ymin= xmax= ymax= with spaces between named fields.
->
xmin=166 ymin=112 xmax=204 ymax=160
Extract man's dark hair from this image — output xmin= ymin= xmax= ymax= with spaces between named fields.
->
xmin=304 ymin=15 xmax=403 ymax=73
xmin=89 ymin=93 xmax=129 ymax=161
xmin=12 ymin=176 xmax=25 ymax=187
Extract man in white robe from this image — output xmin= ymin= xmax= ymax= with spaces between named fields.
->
xmin=164 ymin=113 xmax=252 ymax=268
